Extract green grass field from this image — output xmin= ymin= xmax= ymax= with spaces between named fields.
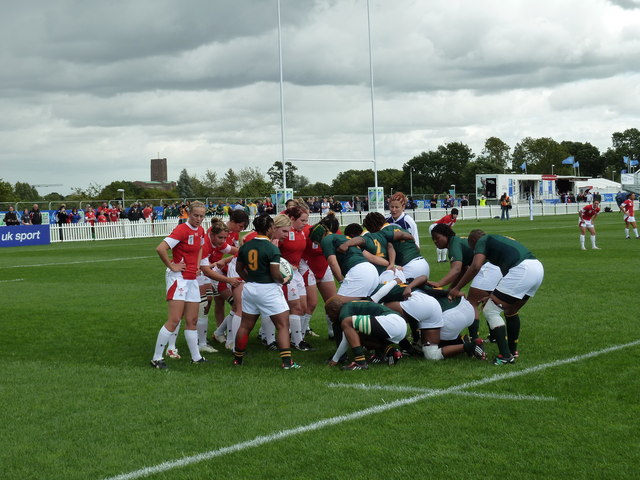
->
xmin=1 ymin=213 xmax=639 ymax=480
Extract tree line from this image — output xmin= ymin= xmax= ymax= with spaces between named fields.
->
xmin=2 ymin=128 xmax=638 ymax=203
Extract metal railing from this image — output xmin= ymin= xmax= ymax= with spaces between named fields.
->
xmin=36 ymin=201 xmax=632 ymax=243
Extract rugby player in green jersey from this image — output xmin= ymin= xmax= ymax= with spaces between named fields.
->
xmin=234 ymin=214 xmax=300 ymax=369
xmin=324 ymin=297 xmax=407 ymax=370
xmin=449 ymin=229 xmax=544 ymax=365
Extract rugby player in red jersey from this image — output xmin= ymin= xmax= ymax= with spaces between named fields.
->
xmin=150 ymin=201 xmax=208 ymax=369
xmin=578 ymin=200 xmax=601 ymax=250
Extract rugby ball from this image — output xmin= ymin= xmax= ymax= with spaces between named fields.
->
xmin=279 ymin=258 xmax=293 ymax=285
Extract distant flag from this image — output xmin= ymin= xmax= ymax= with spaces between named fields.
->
xmin=574 ymin=161 xmax=580 ymax=168
xmin=561 ymin=156 xmax=575 ymax=165
xmin=623 ymin=156 xmax=630 ymax=164
xmin=631 ymin=159 xmax=639 ymax=166
xmin=520 ymin=162 xmax=527 ymax=171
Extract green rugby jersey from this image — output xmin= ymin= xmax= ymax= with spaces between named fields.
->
xmin=321 ymin=233 xmax=368 ymax=275
xmin=448 ymin=235 xmax=473 ymax=266
xmin=472 ymin=234 xmax=536 ymax=275
xmin=237 ymin=236 xmax=281 ymax=283
xmin=379 ymin=224 xmax=420 ymax=266
xmin=361 ymin=231 xmax=390 ymax=274
xmin=339 ymin=300 xmax=398 ymax=320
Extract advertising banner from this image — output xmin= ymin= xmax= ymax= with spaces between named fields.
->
xmin=0 ymin=225 xmax=51 ymax=248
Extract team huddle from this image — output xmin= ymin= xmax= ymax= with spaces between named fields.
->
xmin=150 ymin=192 xmax=545 ymax=371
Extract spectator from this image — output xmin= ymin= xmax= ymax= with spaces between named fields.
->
xmin=4 ymin=206 xmax=20 ymax=226
xmin=109 ymin=205 xmax=120 ymax=223
xmin=321 ymin=197 xmax=331 ymax=215
xmin=29 ymin=204 xmax=43 ymax=225
xmin=55 ymin=204 xmax=68 ymax=240
xmin=69 ymin=207 xmax=81 ymax=224
xmin=97 ymin=210 xmax=108 ymax=223
xmin=143 ymin=204 xmax=153 ymax=222
xmin=128 ymin=202 xmax=143 ymax=221
xmin=430 ymin=194 xmax=438 ymax=209
xmin=21 ymin=208 xmax=32 ymax=225
xmin=85 ymin=206 xmax=96 ymax=225
xmin=331 ymin=197 xmax=342 ymax=213
xmin=353 ymin=196 xmax=362 ymax=213
xmin=343 ymin=199 xmax=353 ymax=212
xmin=499 ymin=193 xmax=511 ymax=221
xmin=460 ymin=195 xmax=469 ymax=207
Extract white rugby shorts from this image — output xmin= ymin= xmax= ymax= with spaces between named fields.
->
xmin=338 ymin=262 xmax=379 ymax=298
xmin=242 ymin=282 xmax=289 ymax=317
xmin=165 ymin=270 xmax=200 ymax=302
xmin=401 ymin=256 xmax=430 ymax=280
xmin=285 ymin=269 xmax=306 ymax=301
xmin=400 ymin=290 xmax=443 ymax=330
xmin=495 ymin=259 xmax=544 ymax=299
xmin=470 ymin=262 xmax=503 ymax=292
xmin=440 ymin=297 xmax=474 ymax=341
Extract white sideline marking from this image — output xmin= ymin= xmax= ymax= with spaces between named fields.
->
xmin=0 ymin=278 xmax=24 ymax=283
xmin=327 ymin=382 xmax=555 ymax=401
xmin=103 ymin=339 xmax=640 ymax=480
xmin=0 ymin=256 xmax=155 ymax=269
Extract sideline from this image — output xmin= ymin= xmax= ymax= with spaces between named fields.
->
xmin=0 ymin=256 xmax=156 ymax=270
xmin=103 ymin=339 xmax=640 ymax=480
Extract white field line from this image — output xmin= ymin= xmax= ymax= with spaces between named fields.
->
xmin=0 ymin=256 xmax=155 ymax=270
xmin=327 ymin=382 xmax=555 ymax=401
xmin=0 ymin=278 xmax=25 ymax=283
xmin=103 ymin=339 xmax=640 ymax=480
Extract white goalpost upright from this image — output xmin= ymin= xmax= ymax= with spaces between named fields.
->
xmin=275 ymin=0 xmax=382 ymax=211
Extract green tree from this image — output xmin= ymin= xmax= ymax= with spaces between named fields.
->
xmin=43 ymin=192 xmax=64 ymax=202
xmin=0 ymin=179 xmax=15 ymax=202
xmin=297 ymin=182 xmax=332 ymax=197
xmin=200 ymin=170 xmax=219 ymax=196
xmin=218 ymin=169 xmax=239 ymax=197
xmin=331 ymin=169 xmax=374 ymax=195
xmin=611 ymin=128 xmax=640 ymax=159
xmin=13 ymin=182 xmax=40 ymax=201
xmin=267 ymin=161 xmax=298 ymax=188
xmin=408 ymin=142 xmax=474 ymax=194
xmin=512 ymin=137 xmax=569 ymax=174
xmin=560 ymin=141 xmax=602 ymax=177
xmin=176 ymin=169 xmax=194 ymax=198
xmin=236 ymin=167 xmax=273 ymax=198
xmin=477 ymin=137 xmax=511 ymax=172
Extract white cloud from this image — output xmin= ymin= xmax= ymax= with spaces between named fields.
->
xmin=1 ymin=0 xmax=640 ymax=194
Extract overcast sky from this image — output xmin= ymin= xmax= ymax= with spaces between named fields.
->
xmin=1 ymin=0 xmax=639 ymax=195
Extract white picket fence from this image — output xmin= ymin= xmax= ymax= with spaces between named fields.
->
xmin=46 ymin=201 xmax=628 ymax=243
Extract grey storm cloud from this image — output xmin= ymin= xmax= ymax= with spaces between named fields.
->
xmin=1 ymin=0 xmax=639 ymax=193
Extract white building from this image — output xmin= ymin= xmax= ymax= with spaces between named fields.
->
xmin=475 ymin=174 xmax=621 ymax=204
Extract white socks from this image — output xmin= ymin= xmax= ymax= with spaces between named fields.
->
xmin=153 ymin=326 xmax=173 ymax=361
xmin=183 ymin=329 xmax=202 ymax=361
xmin=197 ymin=317 xmax=208 ymax=346
xmin=579 ymin=234 xmax=585 ymax=249
xmin=167 ymin=320 xmax=181 ymax=351
xmin=226 ymin=314 xmax=241 ymax=350
xmin=290 ymin=315 xmax=303 ymax=346
xmin=262 ymin=316 xmax=276 ymax=345
xmin=302 ymin=313 xmax=311 ymax=336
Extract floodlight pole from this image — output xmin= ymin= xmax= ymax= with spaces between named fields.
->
xmin=551 ymin=164 xmax=555 ymax=175
xmin=277 ymin=0 xmax=287 ymax=190
xmin=117 ymin=188 xmax=125 ymax=208
xmin=366 ymin=0 xmax=378 ymax=190
xmin=410 ymin=167 xmax=414 ymax=197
